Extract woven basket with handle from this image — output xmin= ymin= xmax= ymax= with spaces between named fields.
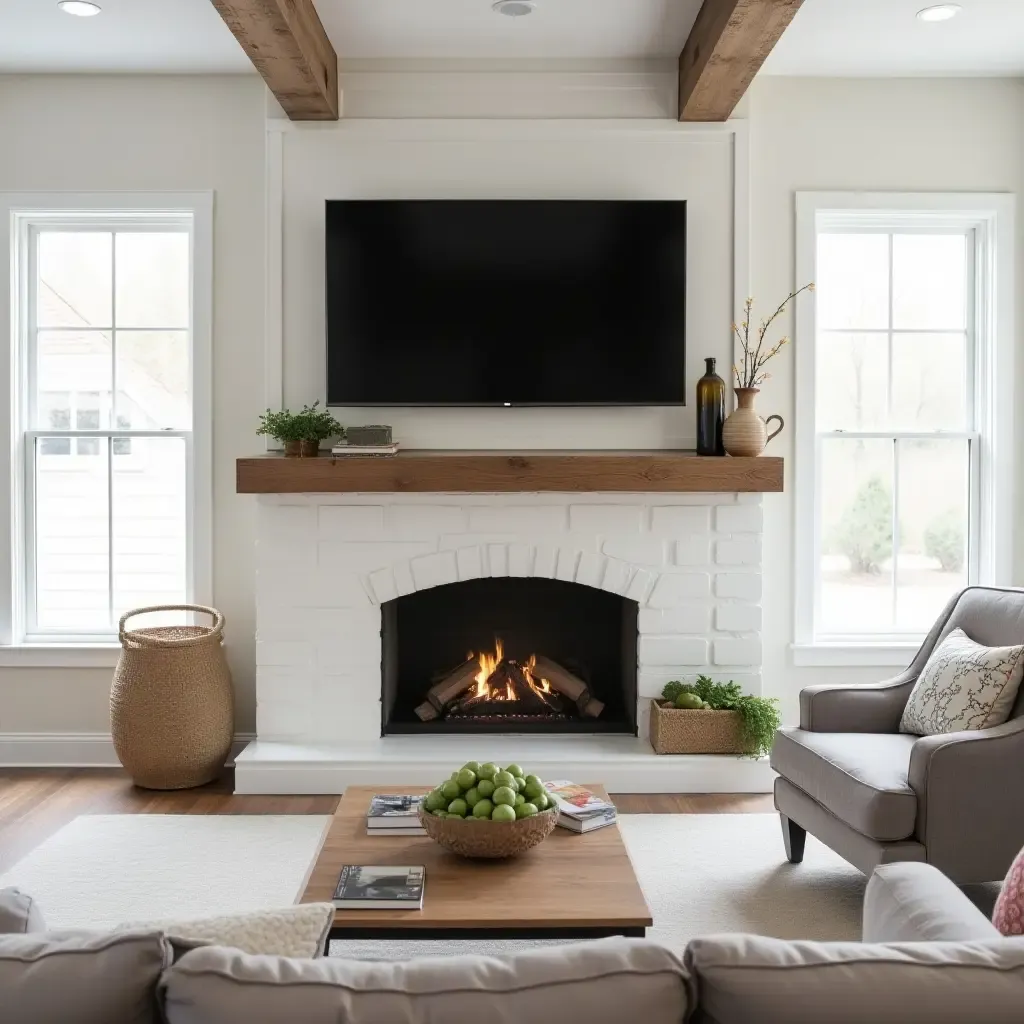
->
xmin=110 ymin=605 xmax=234 ymax=790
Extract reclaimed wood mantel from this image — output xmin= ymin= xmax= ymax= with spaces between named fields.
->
xmin=236 ymin=451 xmax=783 ymax=494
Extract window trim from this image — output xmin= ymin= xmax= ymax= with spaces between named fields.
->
xmin=793 ymin=192 xmax=1015 ymax=667
xmin=0 ymin=192 xmax=213 ymax=651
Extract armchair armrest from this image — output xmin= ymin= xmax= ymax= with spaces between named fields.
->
xmin=909 ymin=716 xmax=1024 ymax=883
xmin=799 ymin=673 xmax=916 ymax=733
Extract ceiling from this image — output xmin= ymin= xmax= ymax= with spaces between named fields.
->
xmin=1 ymin=0 xmax=1023 ymax=76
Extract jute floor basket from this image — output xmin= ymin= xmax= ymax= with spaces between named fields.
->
xmin=649 ymin=699 xmax=756 ymax=755
xmin=110 ymin=605 xmax=234 ymax=790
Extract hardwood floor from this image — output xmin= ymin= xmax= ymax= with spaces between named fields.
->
xmin=0 ymin=769 xmax=773 ymax=868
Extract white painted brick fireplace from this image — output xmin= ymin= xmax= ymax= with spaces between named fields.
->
xmin=234 ymin=492 xmax=772 ymax=794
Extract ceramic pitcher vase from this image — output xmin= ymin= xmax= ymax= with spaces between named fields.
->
xmin=722 ymin=387 xmax=784 ymax=457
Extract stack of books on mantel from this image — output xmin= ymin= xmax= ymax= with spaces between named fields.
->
xmin=544 ymin=780 xmax=618 ymax=833
xmin=366 ymin=794 xmax=426 ymax=836
xmin=331 ymin=441 xmax=400 ymax=457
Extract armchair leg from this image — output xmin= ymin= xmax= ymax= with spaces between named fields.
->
xmin=780 ymin=814 xmax=806 ymax=864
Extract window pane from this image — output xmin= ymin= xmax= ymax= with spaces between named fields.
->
xmin=892 ymin=234 xmax=967 ymax=330
xmin=34 ymin=437 xmax=109 ymax=630
xmin=36 ymin=232 xmax=112 ymax=328
xmin=819 ymin=438 xmax=894 ymax=635
xmin=112 ymin=436 xmax=187 ymax=618
xmin=890 ymin=332 xmax=967 ymax=430
xmin=816 ymin=332 xmax=888 ymax=430
xmin=896 ymin=439 xmax=969 ymax=631
xmin=115 ymin=331 xmax=190 ymax=429
xmin=817 ymin=233 xmax=889 ymax=330
xmin=35 ymin=331 xmax=112 ymax=428
xmin=115 ymin=232 xmax=189 ymax=328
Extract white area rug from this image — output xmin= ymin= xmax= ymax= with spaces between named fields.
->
xmin=0 ymin=811 xmax=865 ymax=955
xmin=0 ymin=815 xmax=331 ymax=931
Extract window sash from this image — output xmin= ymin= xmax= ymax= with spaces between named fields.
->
xmin=793 ymin=193 xmax=1014 ymax=653
xmin=17 ymin=215 xmax=196 ymax=643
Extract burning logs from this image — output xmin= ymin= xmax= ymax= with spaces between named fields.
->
xmin=414 ymin=641 xmax=605 ymax=722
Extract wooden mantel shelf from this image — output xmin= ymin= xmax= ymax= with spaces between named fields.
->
xmin=236 ymin=451 xmax=783 ymax=494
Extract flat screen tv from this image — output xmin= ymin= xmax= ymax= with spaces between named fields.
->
xmin=325 ymin=199 xmax=686 ymax=406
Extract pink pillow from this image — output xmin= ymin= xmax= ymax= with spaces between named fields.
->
xmin=993 ymin=846 xmax=1024 ymax=935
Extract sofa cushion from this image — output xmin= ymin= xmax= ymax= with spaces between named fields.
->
xmin=900 ymin=628 xmax=1024 ymax=736
xmin=771 ymin=728 xmax=918 ymax=841
xmin=120 ymin=902 xmax=335 ymax=958
xmin=0 ymin=928 xmax=170 ymax=1024
xmin=160 ymin=937 xmax=689 ymax=1024
xmin=0 ymin=887 xmax=45 ymax=935
xmin=863 ymin=863 xmax=999 ymax=943
xmin=685 ymin=934 xmax=1024 ymax=1024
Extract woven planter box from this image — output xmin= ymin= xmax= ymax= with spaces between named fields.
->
xmin=649 ymin=699 xmax=756 ymax=755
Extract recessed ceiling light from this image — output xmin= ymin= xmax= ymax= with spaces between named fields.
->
xmin=492 ymin=1 xmax=536 ymax=17
xmin=917 ymin=4 xmax=962 ymax=22
xmin=58 ymin=1 xmax=102 ymax=14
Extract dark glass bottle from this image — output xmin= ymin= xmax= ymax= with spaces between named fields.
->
xmin=696 ymin=357 xmax=726 ymax=456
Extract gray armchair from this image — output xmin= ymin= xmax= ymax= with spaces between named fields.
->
xmin=771 ymin=586 xmax=1024 ymax=884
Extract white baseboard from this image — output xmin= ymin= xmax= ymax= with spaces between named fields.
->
xmin=0 ymin=733 xmax=257 ymax=768
xmin=233 ymin=738 xmax=777 ymax=796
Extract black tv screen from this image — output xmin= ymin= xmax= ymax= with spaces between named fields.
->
xmin=325 ymin=200 xmax=687 ymax=406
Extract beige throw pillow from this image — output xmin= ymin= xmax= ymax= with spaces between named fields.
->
xmin=900 ymin=628 xmax=1024 ymax=736
xmin=120 ymin=902 xmax=335 ymax=959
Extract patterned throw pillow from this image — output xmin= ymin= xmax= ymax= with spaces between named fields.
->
xmin=899 ymin=627 xmax=1024 ymax=736
xmin=994 ymin=846 xmax=1024 ymax=935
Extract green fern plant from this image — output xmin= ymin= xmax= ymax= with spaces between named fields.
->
xmin=256 ymin=401 xmax=343 ymax=443
xmin=661 ymin=676 xmax=780 ymax=758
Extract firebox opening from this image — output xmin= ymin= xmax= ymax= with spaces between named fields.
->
xmin=381 ymin=577 xmax=638 ymax=735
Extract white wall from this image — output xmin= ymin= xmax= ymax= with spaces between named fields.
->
xmin=1 ymin=69 xmax=1022 ymax=754
xmin=749 ymin=77 xmax=1024 ymax=720
xmin=0 ymin=75 xmax=266 ymax=742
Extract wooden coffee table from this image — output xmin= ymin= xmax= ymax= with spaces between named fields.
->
xmin=301 ymin=785 xmax=652 ymax=940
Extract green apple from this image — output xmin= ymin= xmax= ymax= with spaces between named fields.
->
xmin=505 ymin=763 xmax=524 ymax=778
xmin=534 ymin=793 xmax=550 ymax=811
xmin=492 ymin=770 xmax=516 ymax=790
xmin=477 ymin=762 xmax=499 ymax=780
xmin=447 ymin=798 xmax=468 ymax=817
xmin=492 ymin=785 xmax=516 ymax=807
xmin=516 ymin=802 xmax=538 ymax=819
xmin=462 ymin=761 xmax=482 ymax=774
xmin=523 ymin=781 xmax=544 ymax=801
xmin=472 ymin=798 xmax=494 ymax=819
xmin=441 ymin=780 xmax=461 ymax=801
xmin=515 ymin=793 xmax=526 ymax=807
xmin=456 ymin=768 xmax=477 ymax=790
xmin=514 ymin=777 xmax=526 ymax=792
xmin=423 ymin=791 xmax=445 ymax=812
xmin=492 ymin=803 xmax=517 ymax=823
xmin=476 ymin=778 xmax=495 ymax=798
xmin=463 ymin=787 xmax=481 ymax=808
xmin=524 ymin=774 xmax=542 ymax=789
xmin=433 ymin=810 xmax=448 ymax=818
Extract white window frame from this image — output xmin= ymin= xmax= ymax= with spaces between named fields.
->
xmin=0 ymin=192 xmax=213 ymax=665
xmin=792 ymin=192 xmax=1015 ymax=668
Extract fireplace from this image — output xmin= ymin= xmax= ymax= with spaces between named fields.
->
xmin=381 ymin=578 xmax=639 ymax=735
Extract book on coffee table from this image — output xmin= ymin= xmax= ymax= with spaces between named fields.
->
xmin=333 ymin=865 xmax=425 ymax=910
xmin=545 ymin=780 xmax=618 ymax=833
xmin=366 ymin=794 xmax=425 ymax=835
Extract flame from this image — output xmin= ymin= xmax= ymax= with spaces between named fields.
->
xmin=466 ymin=639 xmax=554 ymax=703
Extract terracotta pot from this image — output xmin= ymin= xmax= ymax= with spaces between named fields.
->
xmin=722 ymin=387 xmax=784 ymax=457
xmin=283 ymin=439 xmax=320 ymax=458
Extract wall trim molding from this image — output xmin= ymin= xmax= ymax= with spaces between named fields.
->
xmin=0 ymin=732 xmax=256 ymax=768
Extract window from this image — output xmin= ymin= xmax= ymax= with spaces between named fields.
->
xmin=794 ymin=194 xmax=1015 ymax=666
xmin=1 ymin=195 xmax=212 ymax=650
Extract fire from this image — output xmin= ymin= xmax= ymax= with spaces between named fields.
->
xmin=467 ymin=639 xmax=554 ymax=702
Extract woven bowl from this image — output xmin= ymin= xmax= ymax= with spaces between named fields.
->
xmin=418 ymin=806 xmax=558 ymax=859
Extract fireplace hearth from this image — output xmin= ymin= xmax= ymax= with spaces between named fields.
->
xmin=381 ymin=577 xmax=638 ymax=735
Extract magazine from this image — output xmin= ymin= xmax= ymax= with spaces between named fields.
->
xmin=333 ymin=865 xmax=425 ymax=910
xmin=544 ymin=780 xmax=617 ymax=818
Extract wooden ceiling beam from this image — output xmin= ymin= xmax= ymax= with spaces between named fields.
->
xmin=679 ymin=0 xmax=805 ymax=122
xmin=210 ymin=0 xmax=339 ymax=121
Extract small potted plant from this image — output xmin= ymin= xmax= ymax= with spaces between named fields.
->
xmin=650 ymin=677 xmax=781 ymax=757
xmin=256 ymin=401 xmax=344 ymax=457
